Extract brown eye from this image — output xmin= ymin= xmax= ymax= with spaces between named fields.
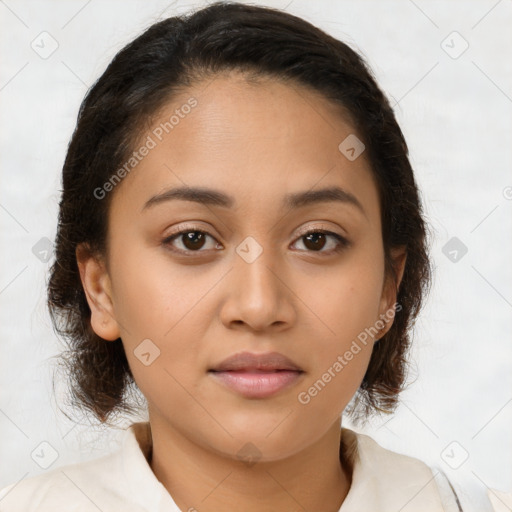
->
xmin=163 ymin=227 xmax=349 ymax=256
xmin=181 ymin=231 xmax=207 ymax=251
xmin=163 ymin=229 xmax=221 ymax=254
xmin=303 ymin=232 xmax=327 ymax=251
xmin=292 ymin=230 xmax=349 ymax=254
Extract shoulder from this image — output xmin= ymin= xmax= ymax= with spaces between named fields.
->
xmin=0 ymin=438 xmax=129 ymax=511
xmin=341 ymin=428 xmax=499 ymax=512
xmin=340 ymin=428 xmax=506 ymax=512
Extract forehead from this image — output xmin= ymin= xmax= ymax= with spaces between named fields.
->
xmin=109 ymin=71 xmax=380 ymax=224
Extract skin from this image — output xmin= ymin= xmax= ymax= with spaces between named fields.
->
xmin=77 ymin=70 xmax=406 ymax=512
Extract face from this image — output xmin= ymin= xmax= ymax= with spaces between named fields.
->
xmin=78 ymin=71 xmax=405 ymax=461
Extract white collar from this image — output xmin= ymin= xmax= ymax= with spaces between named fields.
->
xmin=119 ymin=421 xmax=455 ymax=512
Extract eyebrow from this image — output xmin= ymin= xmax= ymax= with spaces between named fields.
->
xmin=142 ymin=185 xmax=366 ymax=217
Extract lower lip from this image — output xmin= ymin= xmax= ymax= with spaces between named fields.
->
xmin=209 ymin=370 xmax=303 ymax=398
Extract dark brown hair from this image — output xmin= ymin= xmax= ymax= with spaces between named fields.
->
xmin=47 ymin=0 xmax=432 ymax=426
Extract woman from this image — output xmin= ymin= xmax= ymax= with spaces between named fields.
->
xmin=0 ymin=2 xmax=504 ymax=510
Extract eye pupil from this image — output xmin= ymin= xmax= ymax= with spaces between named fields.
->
xmin=183 ymin=231 xmax=206 ymax=250
xmin=304 ymin=232 xmax=326 ymax=251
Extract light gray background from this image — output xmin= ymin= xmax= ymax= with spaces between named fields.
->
xmin=1 ymin=1 xmax=511 ymax=511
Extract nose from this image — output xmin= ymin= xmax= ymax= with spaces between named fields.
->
xmin=219 ymin=243 xmax=296 ymax=333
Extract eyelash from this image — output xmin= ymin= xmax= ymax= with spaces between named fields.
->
xmin=162 ymin=225 xmax=350 ymax=256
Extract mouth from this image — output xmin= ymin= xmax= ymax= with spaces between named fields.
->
xmin=208 ymin=351 xmax=304 ymax=398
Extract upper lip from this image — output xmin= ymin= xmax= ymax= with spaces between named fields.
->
xmin=209 ymin=351 xmax=303 ymax=372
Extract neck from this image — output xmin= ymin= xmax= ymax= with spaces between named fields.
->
xmin=147 ymin=416 xmax=352 ymax=512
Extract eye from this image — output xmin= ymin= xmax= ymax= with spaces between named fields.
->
xmin=162 ymin=226 xmax=221 ymax=254
xmin=291 ymin=229 xmax=350 ymax=254
xmin=162 ymin=226 xmax=350 ymax=255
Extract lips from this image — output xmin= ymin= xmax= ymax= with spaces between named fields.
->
xmin=209 ymin=351 xmax=303 ymax=372
xmin=208 ymin=351 xmax=304 ymax=398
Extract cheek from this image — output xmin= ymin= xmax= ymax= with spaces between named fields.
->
xmin=110 ymin=243 xmax=206 ymax=338
xmin=302 ymin=247 xmax=385 ymax=346
xmin=109 ymin=246 xmax=217 ymax=387
xmin=113 ymin=265 xmax=204 ymax=412
xmin=294 ymin=283 xmax=378 ymax=423
xmin=293 ymin=246 xmax=384 ymax=405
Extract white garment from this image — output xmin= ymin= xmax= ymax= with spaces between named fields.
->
xmin=0 ymin=422 xmax=503 ymax=511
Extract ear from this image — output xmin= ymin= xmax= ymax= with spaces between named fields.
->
xmin=76 ymin=243 xmax=120 ymax=341
xmin=377 ymin=246 xmax=407 ymax=339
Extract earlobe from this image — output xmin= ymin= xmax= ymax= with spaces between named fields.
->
xmin=377 ymin=246 xmax=407 ymax=339
xmin=76 ymin=243 xmax=120 ymax=341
